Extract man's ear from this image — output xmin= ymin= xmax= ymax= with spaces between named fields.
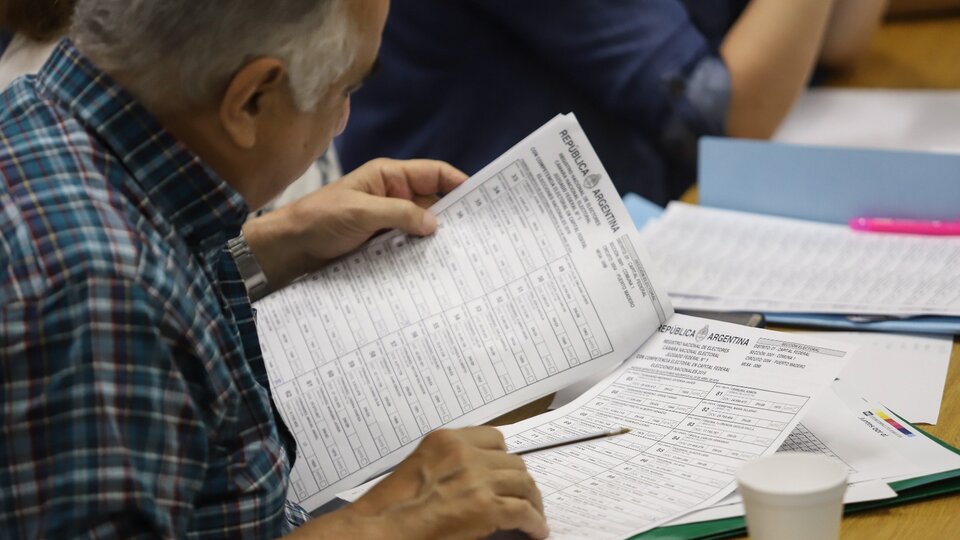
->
xmin=219 ymin=57 xmax=288 ymax=149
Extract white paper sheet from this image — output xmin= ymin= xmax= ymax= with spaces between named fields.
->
xmin=641 ymin=202 xmax=960 ymax=317
xmin=775 ymin=89 xmax=960 ymax=154
xmin=494 ymin=315 xmax=851 ymax=539
xmin=807 ymin=332 xmax=952 ymax=424
xmin=253 ymin=114 xmax=674 ymax=511
xmin=831 ymin=381 xmax=960 ymax=481
xmin=550 ymin=331 xmax=953 ymax=421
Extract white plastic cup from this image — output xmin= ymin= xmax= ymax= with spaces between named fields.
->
xmin=736 ymin=453 xmax=848 ymax=540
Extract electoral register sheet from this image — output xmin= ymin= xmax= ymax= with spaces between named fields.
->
xmin=640 ymin=202 xmax=960 ymax=316
xmin=497 ymin=314 xmax=851 ymax=539
xmin=253 ymin=114 xmax=673 ymax=510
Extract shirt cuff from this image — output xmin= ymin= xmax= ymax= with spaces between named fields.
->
xmin=659 ymin=55 xmax=732 ymax=169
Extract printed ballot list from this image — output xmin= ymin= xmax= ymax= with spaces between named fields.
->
xmin=340 ymin=315 xmax=852 ymax=539
xmin=642 ymin=202 xmax=960 ymax=316
xmin=498 ymin=315 xmax=851 ymax=539
xmin=254 ymin=114 xmax=672 ymax=510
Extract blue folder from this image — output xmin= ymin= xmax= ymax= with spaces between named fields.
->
xmin=622 ymin=192 xmax=664 ymax=230
xmin=694 ymin=138 xmax=960 ymax=334
xmin=698 ymin=137 xmax=960 ymax=224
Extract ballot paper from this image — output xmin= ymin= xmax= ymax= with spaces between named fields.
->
xmin=667 ymin=379 xmax=960 ymax=526
xmin=641 ymin=202 xmax=960 ymax=317
xmin=492 ymin=315 xmax=850 ymax=539
xmin=253 ymin=114 xmax=673 ymax=511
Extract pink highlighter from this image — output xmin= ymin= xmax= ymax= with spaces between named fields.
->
xmin=849 ymin=217 xmax=960 ymax=236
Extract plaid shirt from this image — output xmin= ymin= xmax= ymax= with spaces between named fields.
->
xmin=0 ymin=40 xmax=308 ymax=538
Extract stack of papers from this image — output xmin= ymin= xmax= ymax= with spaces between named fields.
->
xmin=696 ymin=134 xmax=960 ymax=336
xmin=640 ymin=202 xmax=960 ymax=317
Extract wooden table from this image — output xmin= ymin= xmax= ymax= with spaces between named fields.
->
xmin=491 ymin=14 xmax=960 ymax=539
xmin=826 ymin=15 xmax=960 ymax=89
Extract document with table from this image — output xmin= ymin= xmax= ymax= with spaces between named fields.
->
xmin=495 ymin=315 xmax=851 ymax=539
xmin=341 ymin=315 xmax=853 ymax=538
xmin=641 ymin=202 xmax=960 ymax=317
xmin=253 ymin=114 xmax=673 ymax=511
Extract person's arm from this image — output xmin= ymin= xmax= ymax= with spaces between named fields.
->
xmin=243 ymin=158 xmax=467 ymax=293
xmin=819 ymin=0 xmax=888 ymax=69
xmin=1 ymin=275 xmax=209 ymax=537
xmin=468 ymin=0 xmax=726 ymax=133
xmin=721 ymin=0 xmax=836 ymax=139
xmin=287 ymin=428 xmax=549 ymax=540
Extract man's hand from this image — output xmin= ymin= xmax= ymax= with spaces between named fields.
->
xmin=289 ymin=427 xmax=549 ymax=540
xmin=243 ymin=158 xmax=467 ymax=292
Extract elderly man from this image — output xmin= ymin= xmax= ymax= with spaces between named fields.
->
xmin=0 ymin=1 xmax=547 ymax=538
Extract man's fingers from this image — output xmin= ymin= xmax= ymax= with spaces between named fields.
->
xmin=450 ymin=426 xmax=508 ymax=451
xmin=358 ymin=195 xmax=437 ymax=236
xmin=412 ymin=194 xmax=440 ymax=208
xmin=494 ymin=497 xmax=551 ymax=540
xmin=396 ymin=159 xmax=468 ymax=196
xmin=371 ymin=158 xmax=468 ymax=199
xmin=486 ymin=470 xmax=544 ymax=516
xmin=339 ymin=159 xmax=465 ymax=236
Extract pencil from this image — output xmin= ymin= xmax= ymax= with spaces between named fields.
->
xmin=509 ymin=427 xmax=631 ymax=455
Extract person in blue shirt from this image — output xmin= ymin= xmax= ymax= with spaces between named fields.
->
xmin=337 ymin=0 xmax=887 ymax=204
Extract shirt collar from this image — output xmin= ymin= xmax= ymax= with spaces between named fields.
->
xmin=35 ymin=39 xmax=249 ymax=256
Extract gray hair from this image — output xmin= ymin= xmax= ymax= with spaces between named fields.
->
xmin=70 ymin=0 xmax=358 ymax=111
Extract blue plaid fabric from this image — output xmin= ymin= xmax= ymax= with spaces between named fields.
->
xmin=0 ymin=40 xmax=308 ymax=538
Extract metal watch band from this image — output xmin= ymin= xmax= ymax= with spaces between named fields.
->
xmin=227 ymin=232 xmax=270 ymax=302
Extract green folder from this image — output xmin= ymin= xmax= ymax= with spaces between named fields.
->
xmin=632 ymin=417 xmax=960 ymax=540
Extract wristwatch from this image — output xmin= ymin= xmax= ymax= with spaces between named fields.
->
xmin=227 ymin=232 xmax=270 ymax=302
